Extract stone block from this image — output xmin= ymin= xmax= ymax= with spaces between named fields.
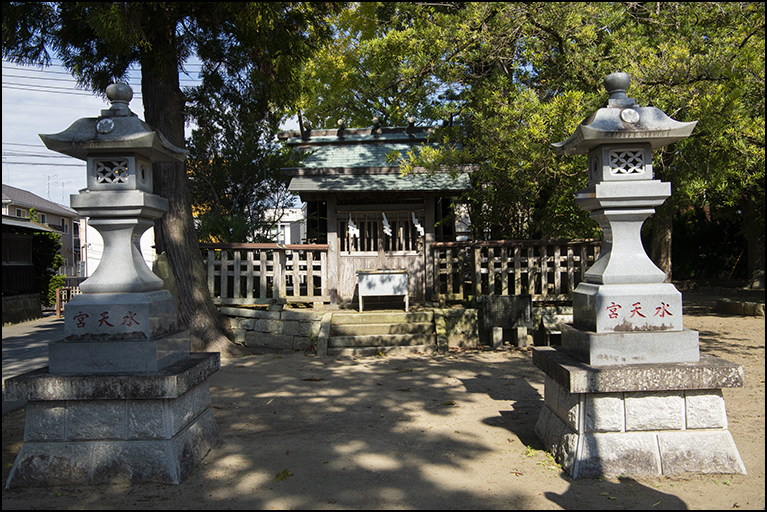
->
xmin=253 ymin=318 xmax=282 ymax=333
xmin=283 ymin=320 xmax=313 ymax=337
xmin=67 ymin=400 xmax=125 ymax=440
xmin=170 ymin=383 xmax=211 ymax=436
xmin=573 ymin=282 xmax=683 ymax=333
xmin=245 ymin=331 xmax=293 ymax=349
xmin=625 ymin=391 xmax=684 ymax=430
xmin=544 ymin=376 xmax=580 ymax=430
xmin=91 ymin=441 xmax=176 ymax=484
xmin=232 ymin=329 xmax=246 ymax=345
xmin=561 ymin=324 xmax=699 ymax=365
xmin=8 ymin=443 xmax=93 ymax=487
xmin=658 ymin=431 xmax=746 ymax=475
xmin=443 ymin=309 xmax=479 ymax=348
xmin=492 ymin=327 xmax=503 ymax=349
xmin=513 ymin=326 xmax=529 ymax=348
xmin=534 ymin=403 xmax=553 ymax=447
xmin=219 ymin=307 xmax=280 ymax=320
xmin=559 ymin=430 xmax=580 ymax=473
xmin=292 ymin=336 xmax=310 ymax=350
xmin=482 ymin=295 xmax=533 ymax=330
xmin=64 ymin=289 xmax=177 ymax=341
xmin=49 ymin=330 xmax=190 ymax=374
xmin=237 ymin=318 xmax=255 ymax=330
xmin=127 ymin=400 xmax=167 ymax=440
xmin=281 ymin=309 xmax=322 ymax=322
xmin=584 ymin=393 xmax=625 ymax=432
xmin=532 ymin=347 xmax=743 ymax=394
xmin=685 ymin=389 xmax=727 ymax=429
xmin=173 ymin=409 xmax=219 ymax=481
xmin=23 ymin=402 xmax=67 ymax=442
xmin=4 ymin=353 xmax=219 ymax=402
xmin=577 ymin=432 xmax=661 ymax=479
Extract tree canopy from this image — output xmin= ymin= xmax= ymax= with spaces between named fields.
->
xmin=298 ymin=2 xmax=764 ymax=283
xmin=3 ymin=2 xmax=341 ymax=352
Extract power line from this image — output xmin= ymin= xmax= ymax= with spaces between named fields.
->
xmin=2 ymin=161 xmax=84 ymax=167
xmin=3 ymin=142 xmax=47 ymax=148
xmin=2 ymin=84 xmax=108 ymax=97
xmin=3 ymin=151 xmax=75 ymax=158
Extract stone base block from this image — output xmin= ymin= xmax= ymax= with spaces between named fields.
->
xmin=64 ymin=290 xmax=177 ymax=341
xmin=561 ymin=324 xmax=699 ymax=365
xmin=49 ymin=331 xmax=190 ymax=374
xmin=7 ymin=408 xmax=218 ymax=486
xmin=573 ymin=282 xmax=682 ymax=333
xmin=533 ymin=347 xmax=746 ymax=479
xmin=536 ymin=404 xmax=746 ymax=479
xmin=4 ymin=353 xmax=219 ymax=488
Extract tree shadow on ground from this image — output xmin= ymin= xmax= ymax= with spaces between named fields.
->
xmin=545 ymin=474 xmax=689 ymax=510
xmin=3 ymin=350 xmax=546 ymax=509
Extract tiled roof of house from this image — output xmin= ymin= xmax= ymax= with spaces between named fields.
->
xmin=2 ymin=184 xmax=78 ymax=217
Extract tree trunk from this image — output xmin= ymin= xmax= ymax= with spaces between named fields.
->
xmin=650 ymin=197 xmax=674 ymax=283
xmin=741 ymin=192 xmax=765 ymax=289
xmin=139 ymin=24 xmax=236 ymax=356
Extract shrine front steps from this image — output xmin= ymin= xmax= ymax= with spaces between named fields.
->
xmin=327 ymin=311 xmax=438 ymax=357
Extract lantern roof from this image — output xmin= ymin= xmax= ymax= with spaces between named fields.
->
xmin=39 ymin=83 xmax=187 ymax=163
xmin=551 ymin=72 xmax=697 ymax=155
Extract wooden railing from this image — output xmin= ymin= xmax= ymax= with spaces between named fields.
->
xmin=432 ymin=239 xmax=601 ymax=303
xmin=200 ymin=239 xmax=600 ymax=307
xmin=200 ymin=243 xmax=330 ymax=305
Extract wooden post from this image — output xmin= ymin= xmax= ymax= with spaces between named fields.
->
xmin=327 ymin=194 xmax=338 ymax=306
xmin=424 ymin=193 xmax=435 ymax=303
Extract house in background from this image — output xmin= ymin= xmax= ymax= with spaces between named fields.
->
xmin=279 ymin=122 xmax=471 ymax=306
xmin=2 ymin=184 xmax=81 ymax=277
xmin=260 ymin=206 xmax=307 ymax=244
xmin=2 ymin=214 xmax=56 ymax=323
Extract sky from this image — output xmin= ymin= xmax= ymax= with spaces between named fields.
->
xmin=2 ymin=58 xmax=298 ymax=208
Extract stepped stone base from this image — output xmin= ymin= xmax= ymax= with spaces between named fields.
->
xmin=4 ymin=353 xmax=219 ymax=488
xmin=533 ymin=347 xmax=746 ymax=479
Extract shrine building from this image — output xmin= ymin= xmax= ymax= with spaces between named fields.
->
xmin=279 ymin=120 xmax=471 ymax=307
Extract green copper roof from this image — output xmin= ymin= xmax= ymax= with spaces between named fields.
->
xmin=299 ymin=140 xmax=438 ymax=169
xmin=288 ymin=173 xmax=470 ymax=194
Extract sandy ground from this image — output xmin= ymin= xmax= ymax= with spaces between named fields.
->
xmin=2 ymin=293 xmax=764 ymax=510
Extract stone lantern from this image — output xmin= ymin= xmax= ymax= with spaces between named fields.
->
xmin=5 ymin=84 xmax=219 ymax=487
xmin=533 ymin=73 xmax=746 ymax=479
xmin=551 ymin=71 xmax=699 ymax=364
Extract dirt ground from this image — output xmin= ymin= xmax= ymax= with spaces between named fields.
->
xmin=2 ymin=293 xmax=764 ymax=510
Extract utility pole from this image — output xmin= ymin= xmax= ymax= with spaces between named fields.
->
xmin=44 ymin=173 xmax=58 ymax=200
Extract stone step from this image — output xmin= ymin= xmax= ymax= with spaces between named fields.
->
xmin=332 ymin=311 xmax=433 ymax=325
xmin=327 ymin=345 xmax=439 ymax=357
xmin=331 ymin=322 xmax=434 ymax=337
xmin=328 ymin=334 xmax=437 ymax=348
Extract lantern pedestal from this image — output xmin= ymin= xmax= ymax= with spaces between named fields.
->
xmin=4 ymin=354 xmax=219 ymax=486
xmin=533 ymin=348 xmax=746 ymax=479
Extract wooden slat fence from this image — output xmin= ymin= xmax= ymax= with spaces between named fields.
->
xmin=200 ymin=243 xmax=329 ymax=305
xmin=432 ymin=239 xmax=601 ymax=303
